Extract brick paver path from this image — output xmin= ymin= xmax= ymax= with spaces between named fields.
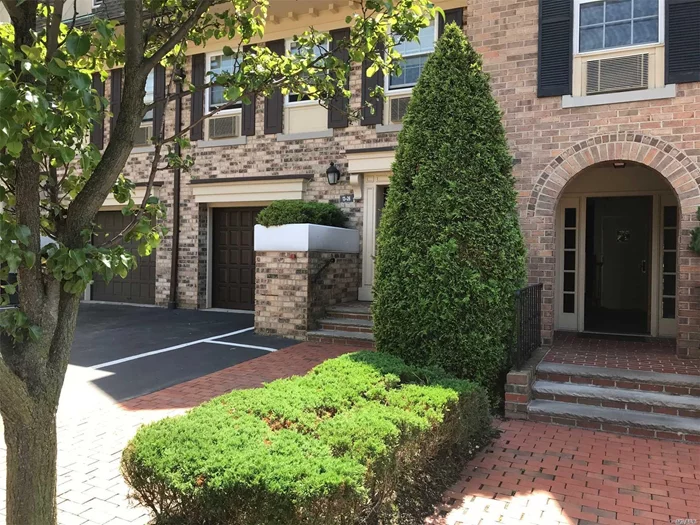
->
xmin=1 ymin=342 xmax=698 ymax=525
xmin=429 ymin=419 xmax=700 ymax=525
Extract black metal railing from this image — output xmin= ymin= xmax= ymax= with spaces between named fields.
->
xmin=512 ymin=283 xmax=543 ymax=369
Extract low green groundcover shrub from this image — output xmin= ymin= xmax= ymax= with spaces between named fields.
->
xmin=256 ymin=200 xmax=347 ymax=228
xmin=121 ymin=352 xmax=491 ymax=525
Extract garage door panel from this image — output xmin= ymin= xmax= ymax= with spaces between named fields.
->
xmin=212 ymin=207 xmax=261 ymax=310
xmin=92 ymin=211 xmax=156 ymax=305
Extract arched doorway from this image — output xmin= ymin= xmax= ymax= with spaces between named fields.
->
xmin=555 ymin=161 xmax=677 ymax=338
xmin=526 ymin=133 xmax=700 ymax=358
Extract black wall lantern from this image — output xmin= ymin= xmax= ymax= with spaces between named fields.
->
xmin=326 ymin=162 xmax=341 ymax=185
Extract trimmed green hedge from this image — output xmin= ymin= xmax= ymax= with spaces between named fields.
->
xmin=121 ymin=352 xmax=491 ymax=525
xmin=372 ymin=24 xmax=526 ymax=398
xmin=256 ymin=200 xmax=347 ymax=228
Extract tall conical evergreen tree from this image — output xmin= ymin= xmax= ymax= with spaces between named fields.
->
xmin=372 ymin=24 xmax=526 ymax=395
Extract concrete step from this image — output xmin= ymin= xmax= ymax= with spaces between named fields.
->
xmin=326 ymin=302 xmax=372 ymax=321
xmin=307 ymin=329 xmax=375 ymax=348
xmin=528 ymin=399 xmax=700 ymax=442
xmin=537 ymin=362 xmax=700 ymax=397
xmin=532 ymin=380 xmax=700 ymax=418
xmin=319 ymin=317 xmax=374 ymax=333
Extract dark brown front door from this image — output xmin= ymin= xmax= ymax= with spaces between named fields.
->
xmin=212 ymin=207 xmax=261 ymax=310
xmin=92 ymin=211 xmax=156 ymax=304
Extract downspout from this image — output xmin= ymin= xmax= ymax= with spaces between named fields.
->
xmin=168 ymin=72 xmax=183 ymax=309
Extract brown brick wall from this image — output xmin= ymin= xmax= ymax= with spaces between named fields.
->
xmin=255 ymin=251 xmax=359 ymax=339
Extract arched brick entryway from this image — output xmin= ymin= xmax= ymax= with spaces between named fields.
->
xmin=525 ymin=132 xmax=700 ymax=358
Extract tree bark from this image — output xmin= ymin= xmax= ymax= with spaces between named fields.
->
xmin=3 ymin=408 xmax=58 ymax=525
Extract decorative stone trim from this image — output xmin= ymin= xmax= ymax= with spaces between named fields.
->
xmin=526 ymin=133 xmax=700 ymax=358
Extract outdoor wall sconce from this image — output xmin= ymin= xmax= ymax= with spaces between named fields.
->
xmin=613 ymin=161 xmax=626 ymax=169
xmin=326 ymin=162 xmax=341 ymax=185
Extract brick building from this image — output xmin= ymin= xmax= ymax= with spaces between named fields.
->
xmin=88 ymin=0 xmax=700 ymax=360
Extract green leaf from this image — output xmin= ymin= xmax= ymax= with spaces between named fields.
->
xmin=6 ymin=141 xmax=22 ymax=157
xmin=23 ymin=251 xmax=35 ymax=269
xmin=65 ymin=33 xmax=91 ymax=58
xmin=0 ymin=87 xmax=17 ymax=110
xmin=28 ymin=324 xmax=42 ymax=342
xmin=15 ymin=225 xmax=30 ymax=245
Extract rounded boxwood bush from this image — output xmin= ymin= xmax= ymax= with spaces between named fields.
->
xmin=372 ymin=24 xmax=526 ymax=396
xmin=256 ymin=200 xmax=348 ymax=227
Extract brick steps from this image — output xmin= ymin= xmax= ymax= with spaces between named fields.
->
xmin=307 ymin=328 xmax=375 ymax=348
xmin=319 ymin=317 xmax=374 ymax=333
xmin=528 ymin=400 xmax=700 ymax=442
xmin=532 ymin=380 xmax=700 ymax=418
xmin=537 ymin=362 xmax=700 ymax=397
xmin=308 ymin=301 xmax=375 ymax=347
xmin=527 ymin=362 xmax=700 ymax=442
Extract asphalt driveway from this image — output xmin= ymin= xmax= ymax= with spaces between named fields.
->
xmin=64 ymin=302 xmax=295 ymax=403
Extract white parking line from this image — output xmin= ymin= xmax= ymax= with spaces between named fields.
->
xmin=91 ymin=327 xmax=255 ymax=369
xmin=205 ymin=340 xmax=277 ymax=352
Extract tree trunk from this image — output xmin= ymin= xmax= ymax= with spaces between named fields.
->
xmin=3 ymin=408 xmax=58 ymax=525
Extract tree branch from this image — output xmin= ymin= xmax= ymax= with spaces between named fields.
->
xmin=142 ymin=0 xmax=215 ymax=74
xmin=45 ymin=0 xmax=65 ymax=61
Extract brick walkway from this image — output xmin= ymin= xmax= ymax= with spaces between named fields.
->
xmin=544 ymin=332 xmax=700 ymax=376
xmin=1 ymin=341 xmax=698 ymax=525
xmin=430 ymin=419 xmax=700 ymax=525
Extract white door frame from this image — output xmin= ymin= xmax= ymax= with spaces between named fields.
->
xmin=359 ymin=173 xmax=391 ymax=301
xmin=555 ymin=190 xmax=676 ymax=336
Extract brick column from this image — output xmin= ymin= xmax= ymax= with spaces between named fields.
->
xmin=255 ymin=251 xmax=360 ymax=339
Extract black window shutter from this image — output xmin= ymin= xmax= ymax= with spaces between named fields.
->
xmin=110 ymin=68 xmax=122 ymax=133
xmin=90 ymin=73 xmax=104 ymax=149
xmin=438 ymin=7 xmax=464 ymax=35
xmin=241 ymin=44 xmax=256 ymax=136
xmin=264 ymin=39 xmax=285 ymax=135
xmin=537 ymin=0 xmax=572 ymax=97
xmin=190 ymin=53 xmax=205 ymax=141
xmin=666 ymin=0 xmax=700 ymax=84
xmin=361 ymin=43 xmax=384 ymax=126
xmin=328 ymin=28 xmax=350 ymax=129
xmin=153 ymin=64 xmax=166 ymax=141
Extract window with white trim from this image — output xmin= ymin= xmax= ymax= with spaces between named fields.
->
xmin=204 ymin=52 xmax=242 ymax=140
xmin=383 ymin=21 xmax=437 ymax=126
xmin=134 ymin=70 xmax=155 ymax=147
xmin=576 ymin=0 xmax=661 ymax=53
xmin=569 ymin=0 xmax=668 ymax=101
xmin=286 ymin=39 xmax=327 ymax=104
xmin=387 ymin=21 xmax=437 ymax=91
xmin=283 ymin=39 xmax=328 ymax=135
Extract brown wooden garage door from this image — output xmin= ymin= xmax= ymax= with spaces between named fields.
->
xmin=212 ymin=207 xmax=261 ymax=310
xmin=91 ymin=211 xmax=156 ymax=304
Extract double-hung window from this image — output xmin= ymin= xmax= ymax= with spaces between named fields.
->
xmin=283 ymin=39 xmax=328 ymax=135
xmin=570 ymin=0 xmax=667 ymax=100
xmin=205 ymin=52 xmax=242 ymax=140
xmin=576 ymin=0 xmax=661 ymax=53
xmin=134 ymin=70 xmax=155 ymax=146
xmin=387 ymin=21 xmax=437 ymax=91
xmin=384 ymin=20 xmax=437 ymax=125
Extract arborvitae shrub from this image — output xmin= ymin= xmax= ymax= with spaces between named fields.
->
xmin=256 ymin=200 xmax=347 ymax=227
xmin=372 ymin=24 xmax=526 ymax=397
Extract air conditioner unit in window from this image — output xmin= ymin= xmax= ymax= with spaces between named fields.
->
xmin=133 ymin=124 xmax=152 ymax=147
xmin=586 ymin=53 xmax=649 ymax=96
xmin=389 ymin=96 xmax=411 ymax=124
xmin=208 ymin=114 xmax=240 ymax=140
